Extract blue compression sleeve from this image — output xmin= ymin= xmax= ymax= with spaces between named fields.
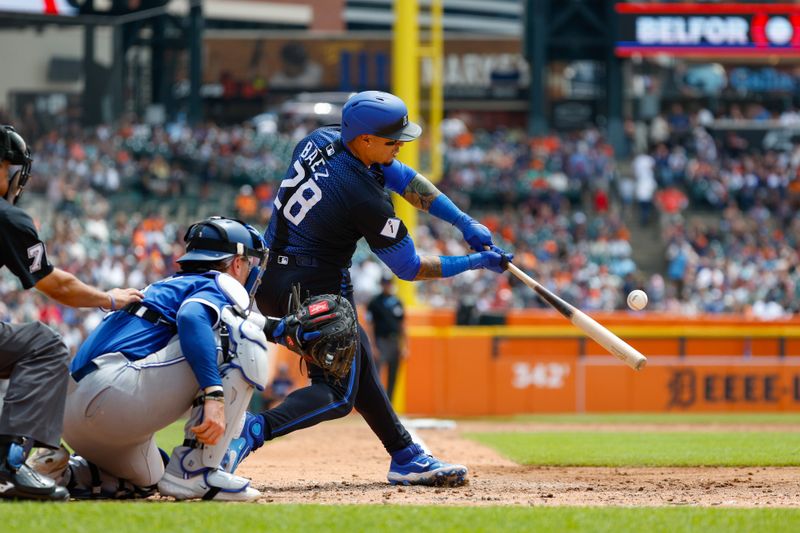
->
xmin=177 ymin=301 xmax=222 ymax=389
xmin=372 ymin=235 xmax=421 ymax=281
xmin=429 ymin=194 xmax=470 ymax=228
xmin=440 ymin=253 xmax=482 ymax=278
xmin=382 ymin=159 xmax=418 ymax=194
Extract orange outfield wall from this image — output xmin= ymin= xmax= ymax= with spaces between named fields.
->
xmin=401 ymin=310 xmax=800 ymax=415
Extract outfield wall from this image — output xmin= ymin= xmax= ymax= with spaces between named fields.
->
xmin=402 ymin=311 xmax=800 ymax=415
xmin=266 ymin=310 xmax=800 ymax=415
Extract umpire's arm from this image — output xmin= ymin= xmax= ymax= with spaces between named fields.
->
xmin=35 ymin=267 xmax=143 ymax=310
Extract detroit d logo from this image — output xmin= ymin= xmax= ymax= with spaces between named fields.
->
xmin=667 ymin=369 xmax=696 ymax=408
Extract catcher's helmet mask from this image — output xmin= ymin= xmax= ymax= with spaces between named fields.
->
xmin=179 ymin=216 xmax=266 ymax=265
xmin=1 ymin=125 xmax=33 ymax=205
xmin=179 ymin=217 xmax=268 ymax=309
xmin=341 ymin=91 xmax=422 ymax=144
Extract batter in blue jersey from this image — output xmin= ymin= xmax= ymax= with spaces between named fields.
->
xmin=237 ymin=91 xmax=512 ymax=487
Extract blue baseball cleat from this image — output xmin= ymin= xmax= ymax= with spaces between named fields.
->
xmin=221 ymin=412 xmax=265 ymax=474
xmin=387 ymin=443 xmax=468 ymax=487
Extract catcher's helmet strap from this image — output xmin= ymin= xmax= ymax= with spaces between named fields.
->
xmin=186 ymin=237 xmax=266 ymax=260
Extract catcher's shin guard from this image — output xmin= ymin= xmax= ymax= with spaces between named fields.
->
xmin=220 ymin=411 xmax=265 ymax=474
xmin=202 ymin=307 xmax=270 ymax=468
xmin=159 ymin=306 xmax=269 ymax=501
xmin=160 ymin=404 xmax=260 ymax=501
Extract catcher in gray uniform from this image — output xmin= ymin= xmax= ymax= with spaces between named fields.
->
xmin=0 ymin=125 xmax=143 ymax=501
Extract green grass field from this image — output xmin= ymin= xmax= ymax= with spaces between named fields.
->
xmin=7 ymin=413 xmax=800 ymax=532
xmin=467 ymin=431 xmax=800 ymax=466
xmin=153 ymin=419 xmax=187 ymax=451
xmin=465 ymin=412 xmax=800 ymax=466
xmin=6 ymin=503 xmax=800 ymax=533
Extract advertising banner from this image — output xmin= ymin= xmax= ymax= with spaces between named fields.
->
xmin=203 ymin=35 xmax=527 ymax=100
xmin=616 ymin=3 xmax=800 ymax=57
xmin=0 ymin=0 xmax=77 ymax=15
xmin=583 ymin=357 xmax=800 ymax=412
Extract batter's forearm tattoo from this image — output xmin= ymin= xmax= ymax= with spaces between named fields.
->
xmin=402 ymin=174 xmax=441 ymax=212
xmin=414 ymin=256 xmax=443 ymax=280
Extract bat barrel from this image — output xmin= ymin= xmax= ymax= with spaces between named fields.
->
xmin=506 ymin=263 xmax=647 ymax=371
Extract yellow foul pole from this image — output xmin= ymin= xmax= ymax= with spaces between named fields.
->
xmin=391 ymin=0 xmax=421 ymax=413
xmin=421 ymin=0 xmax=444 ymax=183
xmin=392 ymin=0 xmax=419 ymax=310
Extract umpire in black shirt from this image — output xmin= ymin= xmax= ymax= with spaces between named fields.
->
xmin=367 ymin=276 xmax=405 ymax=402
xmin=0 ymin=126 xmax=143 ymax=500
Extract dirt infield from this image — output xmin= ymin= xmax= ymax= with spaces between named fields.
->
xmin=237 ymin=417 xmax=800 ymax=507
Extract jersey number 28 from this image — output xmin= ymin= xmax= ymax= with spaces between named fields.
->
xmin=274 ymin=160 xmax=322 ymax=225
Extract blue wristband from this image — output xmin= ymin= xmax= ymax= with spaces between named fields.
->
xmin=429 ymin=194 xmax=470 ymax=229
xmin=440 ymin=254 xmax=482 ymax=278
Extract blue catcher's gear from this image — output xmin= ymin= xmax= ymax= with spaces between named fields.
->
xmin=1 ymin=125 xmax=33 ymax=205
xmin=220 ymin=411 xmax=265 ymax=474
xmin=179 ymin=216 xmax=266 ymax=265
xmin=341 ymin=91 xmax=422 ymax=143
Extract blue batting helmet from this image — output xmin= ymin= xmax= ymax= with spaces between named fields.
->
xmin=341 ymin=91 xmax=422 ymax=144
xmin=178 ymin=216 xmax=266 ymax=265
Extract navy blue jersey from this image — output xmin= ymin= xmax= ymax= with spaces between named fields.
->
xmin=265 ymin=126 xmax=417 ymax=268
xmin=72 ymin=271 xmax=236 ymax=382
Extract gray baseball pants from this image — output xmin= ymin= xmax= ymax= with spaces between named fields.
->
xmin=0 ymin=321 xmax=70 ymax=448
xmin=63 ymin=345 xmax=198 ymax=487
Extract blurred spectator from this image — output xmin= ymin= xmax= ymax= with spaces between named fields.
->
xmin=633 ymin=150 xmax=657 ymax=225
xmin=655 ymin=186 xmax=688 ymax=222
xmin=235 ymin=185 xmax=258 ymax=221
xmin=4 ymin=103 xmax=800 ymax=343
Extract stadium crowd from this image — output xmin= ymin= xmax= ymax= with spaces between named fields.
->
xmin=3 ymin=102 xmax=800 ymax=353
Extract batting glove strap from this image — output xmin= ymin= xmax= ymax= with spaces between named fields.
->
xmin=468 ymin=250 xmax=513 ymax=274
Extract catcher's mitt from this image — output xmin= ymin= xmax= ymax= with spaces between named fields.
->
xmin=275 ymin=288 xmax=358 ymax=380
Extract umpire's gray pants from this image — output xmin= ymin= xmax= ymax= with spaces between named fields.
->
xmin=63 ymin=346 xmax=199 ymax=487
xmin=0 ymin=321 xmax=70 ymax=448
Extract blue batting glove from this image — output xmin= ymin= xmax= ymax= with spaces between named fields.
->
xmin=489 ymin=245 xmax=514 ymax=269
xmin=468 ymin=250 xmax=514 ymax=274
xmin=458 ymin=217 xmax=494 ymax=252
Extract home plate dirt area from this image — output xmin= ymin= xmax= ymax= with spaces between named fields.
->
xmin=236 ymin=417 xmax=800 ymax=507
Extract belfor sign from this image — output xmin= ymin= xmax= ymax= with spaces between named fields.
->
xmin=616 ymin=3 xmax=800 ymax=57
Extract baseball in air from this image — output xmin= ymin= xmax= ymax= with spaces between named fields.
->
xmin=627 ymin=289 xmax=648 ymax=311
